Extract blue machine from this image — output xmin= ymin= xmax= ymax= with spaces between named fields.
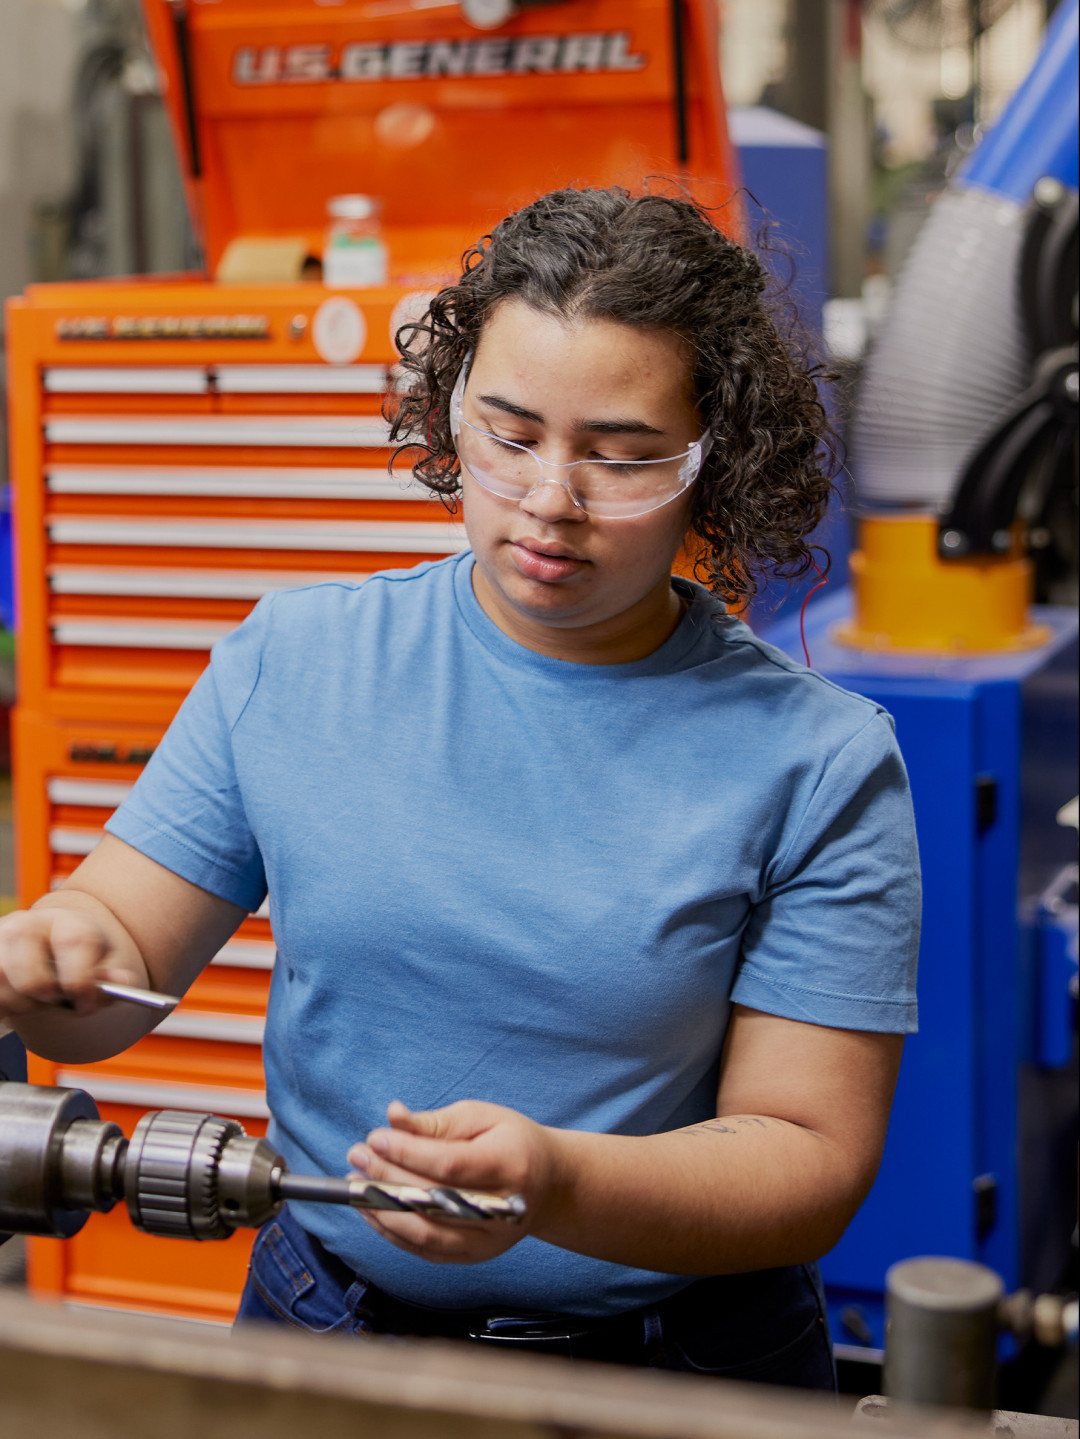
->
xmin=730 ymin=105 xmax=829 ymax=338
xmin=766 ymin=594 xmax=1078 ymax=1358
xmin=759 ymin=2 xmax=1080 ymax=1358
xmin=959 ymin=0 xmax=1079 ymax=200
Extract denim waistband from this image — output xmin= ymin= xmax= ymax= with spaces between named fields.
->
xmin=360 ymin=1274 xmax=665 ymax=1349
xmin=239 ymin=1202 xmax=836 ymax=1386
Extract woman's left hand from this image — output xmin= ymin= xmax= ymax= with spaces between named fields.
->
xmin=347 ymin=1099 xmax=563 ymax=1264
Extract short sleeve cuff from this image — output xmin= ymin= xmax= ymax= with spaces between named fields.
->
xmin=731 ymin=964 xmax=918 ymax=1035
xmin=105 ymin=809 xmax=268 ymax=913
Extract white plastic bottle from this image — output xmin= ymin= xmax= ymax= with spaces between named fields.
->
xmin=323 ymin=195 xmax=389 ymax=288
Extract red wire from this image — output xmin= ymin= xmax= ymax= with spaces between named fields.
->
xmin=799 ymin=557 xmax=829 ymax=669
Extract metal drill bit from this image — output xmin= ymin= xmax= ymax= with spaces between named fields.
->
xmin=96 ymin=980 xmax=179 ymax=1013
xmin=277 ymin=1171 xmax=526 ymax=1223
xmin=59 ymin=980 xmax=179 ymax=1013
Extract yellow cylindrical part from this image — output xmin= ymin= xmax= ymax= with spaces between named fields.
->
xmin=833 ymin=514 xmax=1049 ymax=656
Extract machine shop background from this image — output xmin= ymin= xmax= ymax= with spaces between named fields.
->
xmin=0 ymin=0 xmax=1076 ymax=1433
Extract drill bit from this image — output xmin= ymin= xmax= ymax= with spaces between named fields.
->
xmin=59 ymin=980 xmax=179 ymax=1014
xmin=96 ymin=980 xmax=179 ymax=1013
xmin=277 ymin=1171 xmax=526 ymax=1223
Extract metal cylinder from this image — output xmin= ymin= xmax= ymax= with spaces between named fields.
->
xmin=884 ymin=1256 xmax=1003 ymax=1411
xmin=58 ymin=1118 xmax=127 ymax=1214
xmin=124 ymin=1109 xmax=244 ymax=1240
xmin=214 ymin=1134 xmax=284 ymax=1231
xmin=0 ymin=1081 xmax=104 ymax=1238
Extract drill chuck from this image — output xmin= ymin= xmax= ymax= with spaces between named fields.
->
xmin=124 ymin=1110 xmax=249 ymax=1240
xmin=0 ymin=1081 xmax=524 ymax=1243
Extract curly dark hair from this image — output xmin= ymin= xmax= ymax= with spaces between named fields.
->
xmin=388 ymin=186 xmax=837 ymax=605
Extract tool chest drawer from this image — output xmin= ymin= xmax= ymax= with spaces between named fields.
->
xmin=15 ymin=702 xmax=283 ymax=1318
xmin=4 ymin=287 xmax=475 ymax=1317
xmin=8 ymin=317 xmax=468 ymax=718
xmin=14 ymin=709 xmax=165 ymax=892
xmin=45 ymin=504 xmax=465 ymax=710
xmin=13 ymin=709 xmax=275 ymax=989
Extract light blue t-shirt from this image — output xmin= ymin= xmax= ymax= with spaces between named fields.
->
xmin=107 ymin=552 xmax=920 ymax=1315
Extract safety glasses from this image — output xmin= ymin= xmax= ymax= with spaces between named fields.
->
xmin=449 ymin=364 xmax=711 ymax=519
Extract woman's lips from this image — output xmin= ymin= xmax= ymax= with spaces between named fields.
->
xmin=508 ymin=541 xmax=586 ymax=583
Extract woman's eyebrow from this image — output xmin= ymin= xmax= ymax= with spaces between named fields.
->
xmin=577 ymin=417 xmax=666 ymax=437
xmin=476 ymin=392 xmax=544 ymax=423
xmin=476 ymin=392 xmax=666 ymax=437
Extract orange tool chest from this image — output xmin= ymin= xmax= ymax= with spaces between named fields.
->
xmin=6 ymin=0 xmax=738 ymax=1319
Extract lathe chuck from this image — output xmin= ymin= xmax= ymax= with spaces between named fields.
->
xmin=124 ymin=1110 xmax=243 ymax=1240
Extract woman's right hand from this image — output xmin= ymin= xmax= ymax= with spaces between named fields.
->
xmin=0 ymin=906 xmax=138 ymax=1022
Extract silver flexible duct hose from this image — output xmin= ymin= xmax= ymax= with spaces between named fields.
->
xmin=851 ymin=185 xmax=1032 ymax=511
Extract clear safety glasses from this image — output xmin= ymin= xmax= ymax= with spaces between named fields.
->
xmin=449 ymin=365 xmax=712 ymax=519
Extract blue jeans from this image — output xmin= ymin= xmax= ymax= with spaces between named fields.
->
xmin=236 ymin=1205 xmax=837 ymax=1391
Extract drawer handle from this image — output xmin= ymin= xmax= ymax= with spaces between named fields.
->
xmin=44 ymin=368 xmax=209 ymax=396
xmin=52 ymin=620 xmax=234 ymax=650
xmin=212 ymin=942 xmax=276 ymax=971
xmin=48 ymin=566 xmax=374 ymax=600
xmin=48 ymin=518 xmax=467 ymax=553
xmin=157 ymin=1010 xmax=265 ymax=1044
xmin=45 ymin=416 xmax=391 ymax=447
xmin=47 ymin=464 xmax=423 ymax=500
xmin=54 ymin=1070 xmax=269 ymax=1118
xmin=48 ymin=778 xmax=134 ymax=807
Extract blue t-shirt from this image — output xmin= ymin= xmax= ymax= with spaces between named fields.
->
xmin=107 ymin=552 xmax=920 ymax=1315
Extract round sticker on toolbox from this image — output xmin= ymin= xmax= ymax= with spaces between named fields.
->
xmin=312 ymin=297 xmax=366 ymax=366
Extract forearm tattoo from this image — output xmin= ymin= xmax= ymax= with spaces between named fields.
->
xmin=687 ymin=1116 xmax=770 ymax=1138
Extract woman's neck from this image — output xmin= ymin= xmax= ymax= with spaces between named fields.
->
xmin=470 ymin=565 xmax=687 ymax=665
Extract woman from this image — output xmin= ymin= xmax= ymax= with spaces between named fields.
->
xmin=0 ymin=188 xmax=919 ymax=1389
